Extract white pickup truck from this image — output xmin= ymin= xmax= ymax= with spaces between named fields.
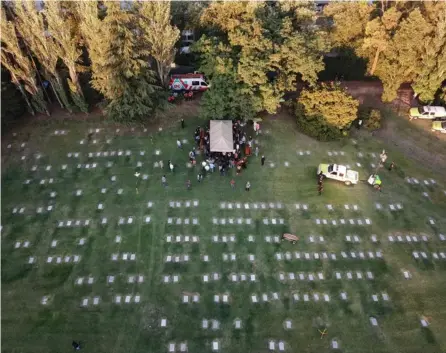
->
xmin=317 ymin=163 xmax=359 ymax=186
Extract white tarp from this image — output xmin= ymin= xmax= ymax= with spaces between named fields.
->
xmin=210 ymin=120 xmax=233 ymax=152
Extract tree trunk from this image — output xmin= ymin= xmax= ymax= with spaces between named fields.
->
xmin=49 ymin=77 xmax=65 ymax=109
xmin=156 ymin=60 xmax=167 ymax=88
xmin=68 ymin=65 xmax=84 ymax=98
xmin=11 ymin=74 xmax=35 ymax=115
xmin=370 ymin=49 xmax=380 ymax=76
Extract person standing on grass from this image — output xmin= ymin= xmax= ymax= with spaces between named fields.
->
xmin=255 ymin=146 xmax=259 ymax=157
xmin=230 ymin=179 xmax=235 ymax=189
xmin=177 ymin=139 xmax=182 ymax=149
xmin=197 ymin=173 xmax=203 ymax=182
xmin=181 ymin=118 xmax=185 ymax=129
xmin=245 ymin=181 xmax=251 ymax=191
xmin=186 ymin=179 xmax=191 ymax=190
xmin=388 ymin=161 xmax=395 ymax=171
xmin=162 ymin=175 xmax=167 ymax=187
xmin=261 ymin=155 xmax=265 ymax=166
xmin=318 ymin=171 xmax=324 ymax=185
xmin=169 ymin=160 xmax=174 ymax=173
xmin=72 ymin=341 xmax=81 ymax=350
xmin=318 ymin=183 xmax=323 ymax=196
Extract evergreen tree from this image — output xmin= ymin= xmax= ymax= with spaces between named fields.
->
xmin=200 ymin=74 xmax=256 ymax=121
xmin=77 ymin=1 xmax=158 ymax=121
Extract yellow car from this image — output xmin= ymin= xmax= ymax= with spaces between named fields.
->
xmin=432 ymin=120 xmax=446 ymax=133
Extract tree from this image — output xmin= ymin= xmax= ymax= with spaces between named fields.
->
xmin=138 ymin=2 xmax=180 ymax=87
xmin=77 ymin=1 xmax=159 ymax=121
xmin=299 ymin=83 xmax=359 ymax=129
xmin=323 ymin=2 xmax=373 ymax=49
xmin=13 ymin=0 xmax=73 ymax=111
xmin=377 ymin=8 xmax=433 ymax=101
xmin=0 ymin=7 xmax=48 ymax=115
xmin=325 ymin=2 xmax=446 ymax=102
xmin=76 ymin=1 xmax=109 ymax=98
xmin=44 ymin=1 xmax=88 ymax=112
xmin=171 ymin=1 xmax=208 ymax=31
xmin=196 ymin=1 xmax=326 ymax=114
xmin=360 ymin=7 xmax=401 ymax=75
xmin=412 ymin=6 xmax=446 ymax=102
xmin=200 ymin=74 xmax=256 ymax=121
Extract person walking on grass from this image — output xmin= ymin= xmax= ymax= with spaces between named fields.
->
xmin=230 ymin=179 xmax=235 ymax=189
xmin=388 ymin=161 xmax=395 ymax=171
xmin=255 ymin=146 xmax=259 ymax=157
xmin=197 ymin=173 xmax=203 ymax=183
xmin=186 ymin=179 xmax=191 ymax=190
xmin=181 ymin=118 xmax=185 ymax=129
xmin=245 ymin=181 xmax=251 ymax=191
xmin=261 ymin=155 xmax=265 ymax=166
xmin=169 ymin=160 xmax=174 ymax=173
xmin=161 ymin=175 xmax=167 ymax=187
xmin=318 ymin=183 xmax=323 ymax=196
xmin=177 ymin=139 xmax=183 ymax=149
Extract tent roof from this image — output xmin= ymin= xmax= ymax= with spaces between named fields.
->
xmin=210 ymin=120 xmax=233 ymax=153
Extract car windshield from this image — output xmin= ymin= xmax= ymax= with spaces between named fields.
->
xmin=328 ymin=164 xmax=333 ymax=173
xmin=418 ymin=107 xmax=426 ymax=114
xmin=442 ymin=122 xmax=446 ymax=128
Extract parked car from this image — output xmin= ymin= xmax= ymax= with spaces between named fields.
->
xmin=409 ymin=106 xmax=446 ymax=119
xmin=432 ymin=120 xmax=446 ymax=133
xmin=317 ymin=163 xmax=359 ymax=186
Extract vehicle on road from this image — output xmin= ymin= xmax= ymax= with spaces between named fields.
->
xmin=317 ymin=163 xmax=359 ymax=186
xmin=409 ymin=106 xmax=446 ymax=119
xmin=432 ymin=120 xmax=446 ymax=133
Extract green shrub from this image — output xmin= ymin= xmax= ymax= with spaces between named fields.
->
xmin=294 ymin=103 xmax=343 ymax=141
xmin=364 ymin=109 xmax=382 ymax=130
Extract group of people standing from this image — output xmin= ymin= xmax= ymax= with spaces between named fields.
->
xmin=188 ymin=120 xmax=259 ymax=178
xmin=161 ymin=119 xmax=267 ymax=190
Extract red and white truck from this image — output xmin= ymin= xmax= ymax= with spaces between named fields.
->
xmin=168 ymin=73 xmax=209 ymax=92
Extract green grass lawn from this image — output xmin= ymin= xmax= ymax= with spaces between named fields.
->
xmin=2 ymin=114 xmax=446 ymax=353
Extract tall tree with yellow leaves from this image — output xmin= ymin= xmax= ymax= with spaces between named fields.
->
xmin=0 ymin=8 xmax=49 ymax=115
xmin=44 ymin=1 xmax=88 ymax=112
xmin=138 ymin=1 xmax=180 ymax=88
xmin=13 ymin=0 xmax=73 ymax=111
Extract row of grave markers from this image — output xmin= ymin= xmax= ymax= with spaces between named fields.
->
xmin=413 ymin=251 xmax=446 ymax=260
xmin=75 ymin=275 xmax=144 ymax=285
xmin=278 ymin=270 xmax=374 ymax=281
xmin=315 ymin=218 xmax=372 ymax=225
xmin=220 ymin=202 xmax=284 ymax=209
xmin=275 ymin=250 xmax=383 ymax=261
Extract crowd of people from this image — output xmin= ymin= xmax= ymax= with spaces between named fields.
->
xmin=161 ymin=119 xmax=265 ymax=190
xmin=187 ymin=119 xmax=260 ymax=178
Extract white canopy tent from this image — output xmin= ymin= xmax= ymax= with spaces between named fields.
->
xmin=210 ymin=120 xmax=233 ymax=153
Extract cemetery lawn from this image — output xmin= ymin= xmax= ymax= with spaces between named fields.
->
xmin=2 ymin=113 xmax=446 ymax=353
